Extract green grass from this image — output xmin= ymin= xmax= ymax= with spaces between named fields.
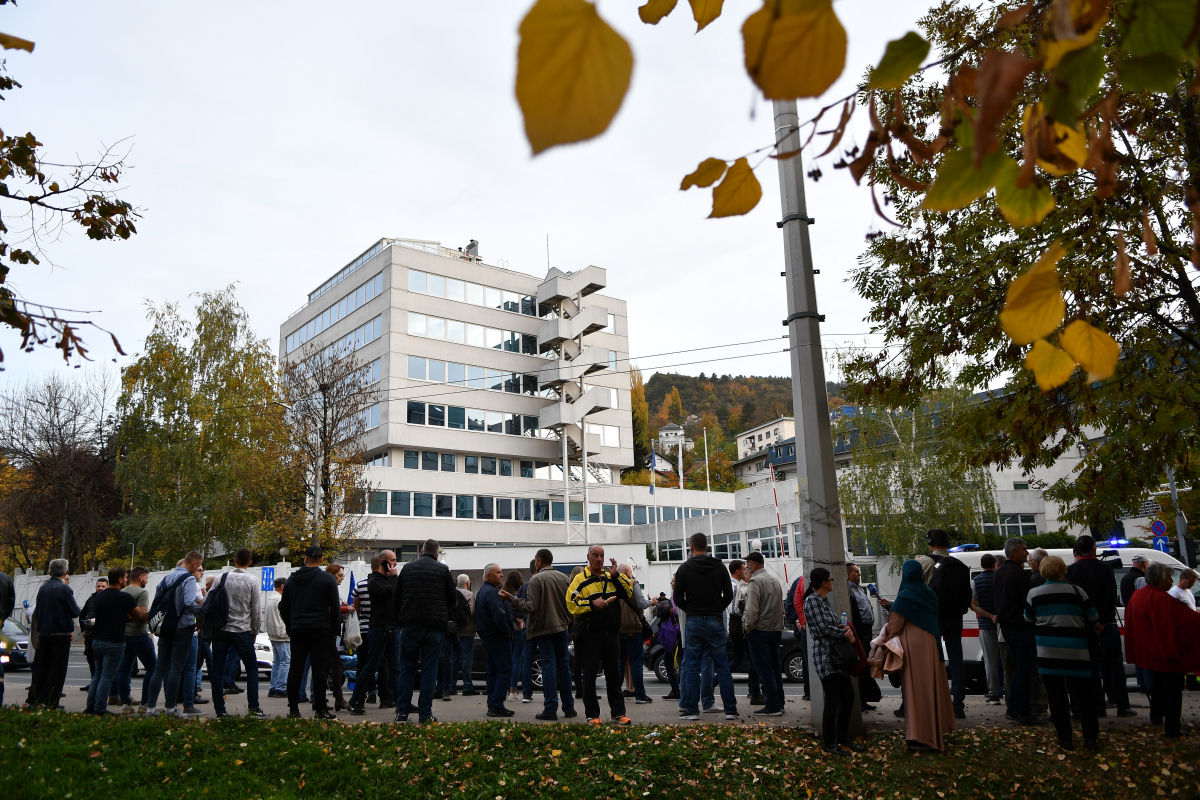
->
xmin=1 ymin=708 xmax=1198 ymax=799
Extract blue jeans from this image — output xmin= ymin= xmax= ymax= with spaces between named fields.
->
xmin=146 ymin=629 xmax=194 ymax=710
xmin=270 ymin=641 xmax=290 ymax=692
xmin=510 ymin=628 xmax=525 ymax=691
xmin=350 ymin=625 xmax=398 ymax=708
xmin=619 ymin=633 xmax=649 ymax=700
xmin=482 ymin=636 xmax=512 ymax=711
xmin=746 ymin=630 xmax=783 ymax=711
xmin=458 ymin=636 xmax=476 ymax=689
xmin=210 ymin=630 xmax=260 ymax=714
xmin=117 ymin=634 xmax=156 ymax=706
xmin=439 ymin=632 xmax=459 ymax=693
xmin=222 ymin=644 xmax=238 ymax=687
xmin=521 ymin=635 xmax=536 ymax=698
xmin=1001 ymin=623 xmax=1037 ymax=719
xmin=533 ymin=630 xmax=574 ymax=715
xmin=395 ymin=625 xmax=443 ymax=722
xmin=86 ymin=640 xmax=125 ymax=713
xmin=678 ymin=648 xmax=715 ymax=710
xmin=182 ymin=635 xmax=198 ymax=704
xmin=682 ymin=615 xmax=737 ymax=716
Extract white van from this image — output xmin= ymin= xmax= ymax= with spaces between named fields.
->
xmin=870 ymin=547 xmax=1192 ymax=691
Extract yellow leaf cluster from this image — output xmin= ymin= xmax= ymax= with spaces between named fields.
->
xmin=998 ymin=244 xmax=1066 ymax=344
xmin=1041 ymin=0 xmax=1109 ymax=70
xmin=709 ymin=158 xmax=762 ymax=217
xmin=743 ymin=0 xmax=846 ymax=100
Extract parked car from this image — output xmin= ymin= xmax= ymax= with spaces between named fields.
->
xmin=200 ymin=633 xmax=273 ymax=682
xmin=0 ymin=617 xmax=31 ymax=669
xmin=644 ymin=634 xmax=807 ymax=685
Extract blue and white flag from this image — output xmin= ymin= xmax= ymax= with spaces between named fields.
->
xmin=650 ymin=450 xmax=656 ymax=495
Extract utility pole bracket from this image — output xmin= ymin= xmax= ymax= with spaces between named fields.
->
xmin=777 ymin=214 xmax=816 ymax=228
xmin=783 ymin=312 xmax=824 ymax=325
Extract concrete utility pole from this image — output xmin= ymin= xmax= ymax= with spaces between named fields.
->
xmin=773 ymin=99 xmax=861 ymax=738
xmin=1166 ymin=463 xmax=1190 ymax=565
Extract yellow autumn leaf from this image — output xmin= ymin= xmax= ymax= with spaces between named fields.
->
xmin=1025 ymin=339 xmax=1077 ymax=391
xmin=638 ymin=0 xmax=678 ymax=24
xmin=709 ymin=157 xmax=762 ymax=217
xmin=516 ymin=0 xmax=634 ymax=155
xmin=688 ymin=0 xmax=724 ymax=31
xmin=551 ymin=749 xmax=562 ymax=757
xmin=993 ymin=156 xmax=1055 ymax=227
xmin=0 ymin=32 xmax=34 ymax=52
xmin=743 ymin=0 xmax=846 ymax=100
xmin=1041 ymin=0 xmax=1108 ymax=70
xmin=1060 ymin=320 xmax=1120 ymax=382
xmin=1023 ymin=106 xmax=1089 ymax=176
xmin=999 ymin=244 xmax=1067 ymax=344
xmin=681 ymin=158 xmax=727 ymax=190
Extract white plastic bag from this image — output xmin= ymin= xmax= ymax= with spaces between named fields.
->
xmin=344 ymin=610 xmax=362 ymax=649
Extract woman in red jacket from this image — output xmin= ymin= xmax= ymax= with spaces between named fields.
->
xmin=1124 ymin=562 xmax=1200 ymax=738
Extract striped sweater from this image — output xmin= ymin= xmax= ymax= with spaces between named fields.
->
xmin=1023 ymin=580 xmax=1098 ymax=677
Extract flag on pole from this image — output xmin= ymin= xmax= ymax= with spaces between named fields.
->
xmin=650 ymin=449 xmax=656 ymax=495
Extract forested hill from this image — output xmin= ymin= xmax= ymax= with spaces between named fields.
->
xmin=645 ymin=372 xmax=844 ymax=435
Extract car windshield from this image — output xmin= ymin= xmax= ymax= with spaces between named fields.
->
xmin=2 ymin=618 xmax=28 ymax=635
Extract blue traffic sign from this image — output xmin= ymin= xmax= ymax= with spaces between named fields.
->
xmin=1153 ymin=535 xmax=1170 ymax=553
xmin=260 ymin=566 xmax=275 ymax=591
xmin=1151 ymin=519 xmax=1168 ymax=537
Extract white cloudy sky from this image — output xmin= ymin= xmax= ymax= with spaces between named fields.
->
xmin=1 ymin=0 xmax=932 ymax=387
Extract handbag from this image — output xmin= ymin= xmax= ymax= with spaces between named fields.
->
xmin=829 ymin=637 xmax=861 ymax=673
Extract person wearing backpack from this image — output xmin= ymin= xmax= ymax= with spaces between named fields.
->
xmin=916 ymin=529 xmax=971 ymax=720
xmin=144 ymin=551 xmax=205 ymax=717
xmin=206 ymin=548 xmax=264 ymax=719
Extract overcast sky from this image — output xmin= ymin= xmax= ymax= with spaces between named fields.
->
xmin=1 ymin=0 xmax=931 ymax=388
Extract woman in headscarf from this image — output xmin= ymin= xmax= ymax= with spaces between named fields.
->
xmin=884 ymin=559 xmax=956 ymax=752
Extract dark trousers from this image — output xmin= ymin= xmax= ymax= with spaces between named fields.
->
xmin=116 ymin=634 xmax=156 ymax=706
xmin=350 ymin=625 xmax=398 ymax=709
xmin=578 ymin=631 xmax=625 ymax=720
xmin=747 ymin=629 xmax=784 ymax=711
xmin=663 ymin=645 xmax=679 ymax=694
xmin=288 ymin=627 xmax=331 ymax=713
xmin=1150 ymin=671 xmax=1185 ymax=737
xmin=438 ymin=630 xmax=459 ymax=693
xmin=210 ymin=630 xmax=260 ymax=715
xmin=619 ymin=633 xmax=649 ymax=701
xmin=32 ymin=636 xmax=72 ymax=707
xmin=395 ymin=625 xmax=443 ymax=721
xmin=798 ymin=628 xmax=810 ymax=695
xmin=481 ymin=635 xmax=512 ymax=711
xmin=1001 ymin=623 xmax=1037 ymax=719
xmin=940 ymin=616 xmax=965 ymax=711
xmin=457 ymin=636 xmax=475 ymax=690
xmin=534 ymin=630 xmax=574 ymax=715
xmin=1092 ymin=623 xmax=1131 ymax=710
xmin=820 ymin=672 xmax=854 ymax=746
xmin=1044 ymin=673 xmax=1098 ymax=745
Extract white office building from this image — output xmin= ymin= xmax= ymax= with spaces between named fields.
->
xmin=279 ymin=238 xmax=734 ymax=558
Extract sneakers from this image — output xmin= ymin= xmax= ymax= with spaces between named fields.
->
xmin=288 ymin=709 xmax=302 ymax=718
xmin=247 ymin=708 xmax=267 ymax=719
xmin=419 ymin=716 xmax=438 ymax=724
xmin=136 ymin=705 xmax=149 ymax=714
xmin=562 ymin=709 xmax=578 ymax=718
xmin=748 ymin=694 xmax=767 ymax=705
xmin=622 ymin=689 xmax=636 ymax=698
xmin=724 ymin=712 xmax=740 ymax=720
xmin=535 ymin=711 xmax=558 ymax=721
xmin=678 ymin=713 xmax=700 ymax=721
xmin=182 ymin=707 xmax=205 ymax=718
xmin=954 ymin=708 xmax=966 ymax=720
xmin=985 ymin=696 xmax=1002 ymax=705
xmin=192 ymin=696 xmax=210 ymax=705
xmin=822 ymin=744 xmax=851 ymax=756
xmin=841 ymin=741 xmax=866 ymax=753
xmin=1117 ymin=708 xmax=1137 ymax=718
xmin=365 ymin=693 xmax=377 ymax=704
xmin=461 ymin=689 xmax=480 ymax=697
xmin=441 ymin=694 xmax=453 ymax=702
xmin=634 ymin=696 xmax=653 ymax=704
xmin=662 ymin=692 xmax=680 ymax=700
xmin=267 ymin=689 xmax=288 ymax=698
xmin=612 ymin=715 xmax=632 ymax=725
xmin=754 ymin=708 xmax=784 ymax=717
xmin=314 ymin=709 xmax=337 ymax=720
xmin=349 ymin=705 xmax=367 ymax=716
xmin=487 ymin=708 xmax=515 ymax=718
xmin=120 ymin=704 xmax=135 ymax=715
xmin=587 ymin=717 xmax=603 ymax=725
xmin=223 ymin=685 xmax=243 ymax=695
xmin=702 ymin=705 xmax=721 ymax=714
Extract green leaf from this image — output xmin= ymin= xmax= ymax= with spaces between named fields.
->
xmin=868 ymin=31 xmax=930 ymax=90
xmin=922 ymin=146 xmax=1006 ymax=212
xmin=993 ymin=156 xmax=1055 ymax=227
xmin=1043 ymin=42 xmax=1106 ymax=124
xmin=1119 ymin=53 xmax=1180 ymax=92
xmin=1123 ymin=0 xmax=1198 ymax=60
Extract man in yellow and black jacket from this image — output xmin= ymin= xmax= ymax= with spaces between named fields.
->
xmin=566 ymin=545 xmax=635 ymax=725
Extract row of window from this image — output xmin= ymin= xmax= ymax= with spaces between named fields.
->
xmin=309 ymin=241 xmax=385 ymax=303
xmin=400 ymin=450 xmax=607 ymax=482
xmin=288 ymin=273 xmax=384 ymax=353
xmin=408 ymin=269 xmax=545 ymax=318
xmin=656 ymin=528 xmax=792 ymax=562
xmin=408 ymin=311 xmax=539 ymax=355
xmin=406 ymin=402 xmax=543 ymax=437
xmin=408 ymin=356 xmax=542 ymax=396
xmin=366 ymin=452 xmax=391 ymax=467
xmin=302 ymin=315 xmax=383 ymax=362
xmin=363 ymin=404 xmax=381 ymax=430
xmin=363 ymin=491 xmax=694 ymax=525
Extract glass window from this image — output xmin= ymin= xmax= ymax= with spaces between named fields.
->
xmin=407 ymin=312 xmax=426 ymax=336
xmin=486 ymin=369 xmax=503 ymax=391
xmin=486 ymin=411 xmax=503 ymax=433
xmin=504 ymin=331 xmax=520 ymax=352
xmin=609 ymin=350 xmax=617 ymax=371
xmin=436 ymin=495 xmax=453 ymax=517
xmin=465 ymin=455 xmax=478 ymax=474
xmin=446 ymin=278 xmax=465 ymax=302
xmin=448 ymin=406 xmax=466 ymax=430
xmin=663 ymin=507 xmax=676 ymax=522
xmin=407 ymin=356 xmax=426 ymax=380
xmin=422 ymin=451 xmax=438 ymax=471
xmin=446 ymin=319 xmax=465 ymax=343
xmin=521 ymin=296 xmax=536 ymax=316
xmin=428 ymin=405 xmax=445 ymax=427
xmin=505 ymin=414 xmax=521 ymax=436
xmin=520 ymin=460 xmax=534 ymax=478
xmin=428 ymin=360 xmax=446 ymax=382
xmin=515 ymin=499 xmax=532 ymax=521
xmin=427 ymin=317 xmax=445 ymax=340
xmin=523 ymin=375 xmax=538 ymax=396
xmin=552 ymin=501 xmax=565 ymax=522
xmin=485 ymin=287 xmax=502 ymax=309
xmin=481 ymin=457 xmax=497 ymax=476
xmin=466 ymin=324 xmax=485 ymax=348
xmin=373 ymin=316 xmax=382 ymax=340
xmin=618 ymin=505 xmax=632 ymax=525
xmin=502 ymin=291 xmax=520 ymax=313
xmin=407 ymin=401 xmax=425 ymax=425
xmin=522 ymin=334 xmax=538 ymax=355
xmin=414 ymin=492 xmax=433 ymax=517
xmin=603 ymin=425 xmax=620 ymax=448
xmin=390 ymin=491 xmax=410 ymax=516
xmin=448 ymin=362 xmax=466 ymax=386
xmin=496 ymin=498 xmax=513 ymax=520
xmin=505 ymin=373 xmax=521 ymax=394
xmin=534 ymin=499 xmax=551 ymax=521
xmin=404 ymin=450 xmax=418 ymax=469
xmin=468 ymin=366 xmax=486 ymax=389
xmin=368 ymin=491 xmax=387 ymax=515
xmin=476 ymin=496 xmax=494 ymax=520
xmin=523 ymin=416 xmax=539 ymax=437
xmin=374 ymin=274 xmax=383 ymax=297
xmin=658 ymin=540 xmax=685 ymax=562
xmin=500 ymin=458 xmax=512 ymax=477
xmin=569 ymin=501 xmax=584 ymax=522
xmin=428 ymin=274 xmax=446 ymax=297
xmin=467 ymin=409 xmax=485 ymax=431
xmin=535 ymin=461 xmax=551 ymax=479
xmin=408 ymin=270 xmax=426 ymax=293
xmin=602 ymin=504 xmax=616 ymax=524
xmin=441 ymin=452 xmax=456 ymax=472
xmin=466 ymin=283 xmax=484 ymax=305
xmin=456 ymin=496 xmax=474 ymax=519
xmin=588 ymin=503 xmax=601 ymax=523
xmin=633 ymin=505 xmax=647 ymax=525
xmin=486 ymin=328 xmax=502 ymax=349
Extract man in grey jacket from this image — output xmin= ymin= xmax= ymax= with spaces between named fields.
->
xmin=500 ymin=548 xmax=576 ymax=721
xmin=263 ymin=577 xmax=289 ymax=698
xmin=207 ymin=548 xmax=263 ymax=719
xmin=742 ymin=553 xmax=785 ymax=716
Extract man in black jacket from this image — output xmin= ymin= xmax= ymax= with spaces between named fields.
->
xmin=1067 ymin=536 xmax=1135 ymax=717
xmin=1120 ymin=553 xmax=1148 ymax=607
xmin=0 ymin=567 xmax=13 ymax=707
xmin=31 ymin=558 xmax=80 ymax=708
xmin=347 ymin=551 xmax=400 ymax=715
xmin=476 ymin=562 xmax=514 ymax=717
xmin=674 ymin=533 xmax=738 ymax=721
xmin=993 ymin=537 xmax=1044 ymax=726
xmin=392 ymin=539 xmax=457 ymax=724
xmin=279 ymin=545 xmax=341 ymax=720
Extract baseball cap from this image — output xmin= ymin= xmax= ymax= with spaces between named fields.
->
xmin=1131 ymin=553 xmax=1149 ymax=564
xmin=304 ymin=545 xmax=324 ymax=559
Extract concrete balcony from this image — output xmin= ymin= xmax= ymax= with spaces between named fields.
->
xmin=537 ymin=266 xmax=607 ymax=306
xmin=538 ymin=346 xmax=608 ymax=388
xmin=537 ymin=305 xmax=608 ymax=351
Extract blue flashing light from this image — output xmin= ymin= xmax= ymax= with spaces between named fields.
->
xmin=949 ymin=544 xmax=980 ymax=552
xmin=1105 ymin=538 xmax=1130 ymax=547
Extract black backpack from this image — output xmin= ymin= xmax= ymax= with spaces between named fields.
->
xmin=452 ymin=590 xmax=472 ymax=629
xmin=785 ymin=576 xmax=802 ymax=627
xmin=201 ymin=573 xmax=231 ymax=637
xmin=147 ymin=572 xmax=188 ymax=636
xmin=929 ymin=554 xmax=972 ymax=617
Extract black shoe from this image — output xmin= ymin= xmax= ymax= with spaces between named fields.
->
xmin=1058 ymin=739 xmax=1074 ymax=751
xmin=215 ymin=711 xmax=231 ymax=719
xmin=419 ymin=716 xmax=438 ymax=724
xmin=288 ymin=708 xmax=301 ymax=718
xmin=441 ymin=694 xmax=452 ymax=702
xmin=224 ymin=685 xmax=243 ymax=695
xmin=893 ymin=708 xmax=905 ymax=718
xmin=822 ymin=744 xmax=851 ymax=756
xmin=1117 ymin=708 xmax=1137 ymax=718
xmin=247 ymin=708 xmax=266 ymax=719
xmin=267 ymin=690 xmax=287 ymax=698
xmin=365 ymin=694 xmax=377 ymax=704
xmin=840 ymin=741 xmax=866 ymax=753
xmin=462 ymin=690 xmax=480 ymax=697
xmin=954 ymin=707 xmax=966 ymax=720
xmin=662 ymin=692 xmax=680 ymax=700
xmin=349 ymin=705 xmax=366 ymax=716
xmin=1084 ymin=740 xmax=1100 ymax=751
xmin=449 ymin=690 xmax=458 ymax=696
xmin=1018 ymin=715 xmax=1047 ymax=727
xmin=562 ymin=709 xmax=578 ymax=718
xmin=535 ymin=711 xmax=558 ymax=721
xmin=861 ymin=704 xmax=877 ymax=712
xmin=192 ymin=697 xmax=210 ymax=705
xmin=378 ymin=701 xmax=396 ymax=709
xmin=315 ymin=709 xmax=337 ymax=720
xmin=487 ymin=708 xmax=515 ymax=718
xmin=622 ymin=689 xmax=636 ymax=697
xmin=434 ymin=691 xmax=443 ymax=700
